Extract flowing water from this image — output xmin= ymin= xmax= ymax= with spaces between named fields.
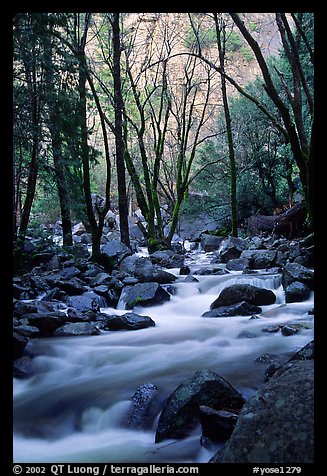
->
xmin=13 ymin=248 xmax=314 ymax=463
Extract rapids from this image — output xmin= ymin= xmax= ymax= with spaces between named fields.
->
xmin=13 ymin=248 xmax=314 ymax=463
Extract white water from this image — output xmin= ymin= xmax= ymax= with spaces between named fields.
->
xmin=13 ymin=251 xmax=314 ymax=464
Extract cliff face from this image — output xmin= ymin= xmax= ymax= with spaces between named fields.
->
xmin=123 ymin=13 xmax=284 ymax=88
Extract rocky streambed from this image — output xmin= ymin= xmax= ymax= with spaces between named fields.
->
xmin=13 ymin=232 xmax=314 ymax=463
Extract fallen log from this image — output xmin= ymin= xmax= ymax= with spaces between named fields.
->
xmin=247 ymin=201 xmax=307 ymax=238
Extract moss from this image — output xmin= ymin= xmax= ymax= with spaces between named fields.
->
xmin=127 ymin=296 xmax=144 ymax=309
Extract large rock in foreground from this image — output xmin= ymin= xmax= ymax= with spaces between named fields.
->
xmin=210 ymin=284 xmax=276 ymax=309
xmin=212 ymin=360 xmax=314 ymax=463
xmin=155 ymin=369 xmax=245 ymax=443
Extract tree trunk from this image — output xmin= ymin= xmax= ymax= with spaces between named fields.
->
xmin=112 ymin=13 xmax=130 ymax=248
xmin=17 ymin=137 xmax=39 ymax=251
xmin=45 ymin=42 xmax=73 ymax=247
xmin=214 ymin=14 xmax=238 ymax=237
xmin=229 ymin=13 xmax=313 ymax=229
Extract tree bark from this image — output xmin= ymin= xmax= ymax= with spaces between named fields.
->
xmin=214 ymin=13 xmax=238 ymax=237
xmin=112 ymin=13 xmax=130 ymax=248
xmin=44 ymin=38 xmax=73 ymax=247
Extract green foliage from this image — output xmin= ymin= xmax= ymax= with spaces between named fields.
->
xmin=226 ymin=31 xmax=243 ymax=52
xmin=184 ymin=26 xmax=217 ymax=49
xmin=239 ymin=46 xmax=254 ymax=61
xmin=248 ymin=21 xmax=257 ymax=32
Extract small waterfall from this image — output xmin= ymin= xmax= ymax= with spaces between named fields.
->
xmin=13 ymin=251 xmax=314 ymax=464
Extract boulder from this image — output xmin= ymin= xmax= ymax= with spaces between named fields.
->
xmin=90 ymin=272 xmax=112 ymax=286
xmin=72 ymin=222 xmax=86 ymax=235
xmin=202 ymin=301 xmax=262 ymax=318
xmin=104 ymin=312 xmax=155 ymax=331
xmin=27 ymin=312 xmax=67 ymax=335
xmin=65 ymin=292 xmax=104 ymax=312
xmin=282 ymin=262 xmax=314 ymax=290
xmin=179 ymin=266 xmax=191 ymax=276
xmin=212 ymin=360 xmax=314 ymax=463
xmin=64 ymin=243 xmax=90 ymax=259
xmin=239 ymin=249 xmax=277 ymax=269
xmin=14 ymin=324 xmax=40 ymax=338
xmin=193 ymin=267 xmax=228 ymax=276
xmin=120 ymin=282 xmax=171 ymax=310
xmin=210 ymin=284 xmax=276 ymax=309
xmin=155 ymin=369 xmax=245 ymax=443
xmin=100 ymin=241 xmax=132 ymax=265
xmin=288 ymin=340 xmax=314 ymax=361
xmin=215 ymin=236 xmax=247 ymax=263
xmin=55 ymin=277 xmax=87 ymax=295
xmin=119 ymin=255 xmax=176 ymax=284
xmin=285 ymin=281 xmax=311 ymax=303
xmin=126 ymin=383 xmax=159 ymax=429
xmin=149 ymin=250 xmax=184 ymax=268
xmin=13 ymin=356 xmax=35 ymax=379
xmin=58 ymin=266 xmax=81 ymax=280
xmin=226 ymin=257 xmax=250 ymax=271
xmin=13 ymin=332 xmax=28 ymax=360
xmin=53 ymin=322 xmax=100 ymax=337
xmin=200 ymin=406 xmax=238 ymax=445
xmin=200 ymin=234 xmax=224 ymax=252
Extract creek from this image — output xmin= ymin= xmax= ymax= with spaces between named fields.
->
xmin=13 ymin=248 xmax=314 ymax=463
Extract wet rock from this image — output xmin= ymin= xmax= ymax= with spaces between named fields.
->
xmin=210 ymin=284 xmax=276 ymax=309
xmin=13 ymin=356 xmax=35 ymax=379
xmin=40 ymin=287 xmax=67 ymax=302
xmin=149 ymin=250 xmax=184 ymax=268
xmin=282 ymin=262 xmax=314 ymax=290
xmin=285 ymin=281 xmax=311 ymax=303
xmin=179 ymin=266 xmax=191 ymax=276
xmin=100 ymin=241 xmax=132 ymax=266
xmin=240 ymin=250 xmax=277 ymax=269
xmin=202 ymin=301 xmax=262 ymax=318
xmin=281 ymin=325 xmax=300 ymax=336
xmin=226 ymin=257 xmax=250 ymax=271
xmin=262 ymin=325 xmax=281 ymax=333
xmin=58 ymin=266 xmax=81 ymax=280
xmin=13 ymin=300 xmax=38 ymax=317
xmin=27 ymin=312 xmax=67 ymax=335
xmin=64 ymin=243 xmax=90 ymax=259
xmin=104 ymin=312 xmax=155 ymax=331
xmin=264 ymin=361 xmax=283 ymax=381
xmin=72 ymin=222 xmax=86 ymax=235
xmin=200 ymin=234 xmax=224 ymax=252
xmin=155 ymin=369 xmax=245 ymax=443
xmin=183 ymin=274 xmax=199 ymax=283
xmin=200 ymin=406 xmax=238 ymax=445
xmin=215 ymin=236 xmax=247 ymax=263
xmin=119 ymin=255 xmax=176 ymax=284
xmin=65 ymin=293 xmax=102 ymax=312
xmin=56 ymin=277 xmax=88 ymax=295
xmin=13 ymin=332 xmax=28 ymax=360
xmin=14 ymin=324 xmax=40 ymax=338
xmin=288 ymin=340 xmax=314 ymax=361
xmin=212 ymin=360 xmax=314 ymax=463
xmin=126 ymin=383 xmax=159 ymax=429
xmin=237 ymin=330 xmax=258 ymax=339
xmin=120 ymin=282 xmax=171 ymax=310
xmin=194 ymin=267 xmax=228 ymax=276
xmin=66 ymin=308 xmax=91 ymax=323
xmin=53 ymin=322 xmax=100 ymax=337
